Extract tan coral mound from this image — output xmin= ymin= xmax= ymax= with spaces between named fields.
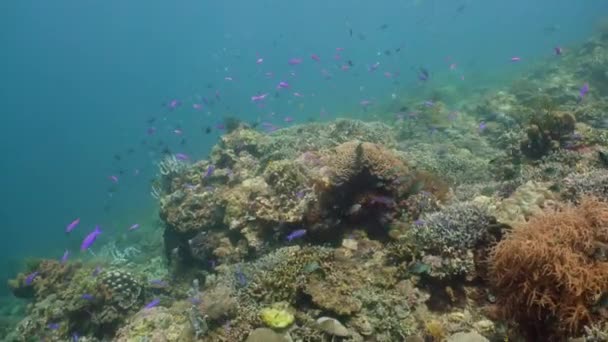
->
xmin=489 ymin=197 xmax=608 ymax=338
xmin=323 ymin=141 xmax=408 ymax=185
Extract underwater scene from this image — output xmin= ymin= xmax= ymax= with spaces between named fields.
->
xmin=3 ymin=1 xmax=608 ymax=341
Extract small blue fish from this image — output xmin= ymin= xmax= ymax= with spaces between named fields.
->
xmin=25 ymin=271 xmax=39 ymax=285
xmin=414 ymin=219 xmax=425 ymax=226
xmin=81 ymin=294 xmax=94 ymax=300
xmin=80 ymin=226 xmax=101 ymax=251
xmin=48 ymin=322 xmax=60 ymax=330
xmin=204 ymin=165 xmax=215 ymax=178
xmin=235 ymin=266 xmax=247 ymax=287
xmin=579 ymin=82 xmax=589 ymax=100
xmin=65 ymin=218 xmax=80 ymax=234
xmin=286 ymin=229 xmax=307 ymax=242
xmin=60 ymin=250 xmax=70 ymax=264
xmin=92 ymin=266 xmax=103 ymax=277
xmin=72 ymin=332 xmax=80 ymax=342
xmin=478 ymin=121 xmax=487 ymax=133
xmin=128 ymin=223 xmax=140 ymax=231
xmin=175 ymin=153 xmax=189 ymax=161
xmin=149 ymin=279 xmax=168 ymax=287
xmin=417 ymin=67 xmax=429 ymax=81
xmin=144 ymin=298 xmax=160 ymax=310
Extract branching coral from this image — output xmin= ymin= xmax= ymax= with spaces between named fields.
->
xmin=563 ymin=170 xmax=608 ymax=202
xmin=489 ymin=198 xmax=608 ymax=338
xmin=410 ymin=202 xmax=496 ymax=279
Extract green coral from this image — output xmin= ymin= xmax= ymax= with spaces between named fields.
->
xmin=520 ymin=109 xmax=576 ymax=159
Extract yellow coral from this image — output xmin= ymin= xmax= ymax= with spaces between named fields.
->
xmin=260 ymin=307 xmax=294 ymax=329
xmin=424 ymin=319 xmax=445 ymax=341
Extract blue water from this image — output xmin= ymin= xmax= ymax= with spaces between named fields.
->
xmin=0 ymin=0 xmax=607 ymax=294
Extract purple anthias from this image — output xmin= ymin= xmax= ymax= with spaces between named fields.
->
xmin=144 ymin=298 xmax=160 ymax=310
xmin=166 ymin=99 xmax=181 ymax=110
xmin=66 ymin=218 xmax=80 ymax=233
xmin=204 ymin=165 xmax=215 ymax=178
xmin=370 ymin=195 xmax=395 ymax=207
xmin=288 ymin=58 xmax=303 ymax=65
xmin=175 ymin=153 xmax=189 ymax=161
xmin=81 ymin=226 xmax=101 ymax=251
xmin=286 ymin=229 xmax=307 ymax=242
xmin=251 ymin=93 xmax=269 ymax=102
xmin=61 ymin=250 xmax=70 ymax=264
xmin=25 ymin=271 xmax=39 ymax=285
xmin=580 ymin=83 xmax=589 ymax=100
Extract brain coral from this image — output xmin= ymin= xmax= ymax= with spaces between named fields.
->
xmin=489 ymin=197 xmax=608 ymax=338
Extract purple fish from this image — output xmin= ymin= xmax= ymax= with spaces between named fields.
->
xmin=235 ymin=266 xmax=247 ymax=287
xmin=554 ymin=46 xmax=563 ymax=55
xmin=418 ymin=68 xmax=429 ymax=81
xmin=478 ymin=121 xmax=487 ymax=133
xmin=251 ymin=93 xmax=269 ymax=102
xmin=424 ymin=100 xmax=434 ymax=107
xmin=368 ymin=61 xmax=380 ymax=72
xmin=147 ymin=127 xmax=157 ymax=135
xmin=92 ymin=266 xmax=103 ymax=277
xmin=66 ymin=218 xmax=80 ymax=233
xmin=175 ymin=153 xmax=189 ymax=161
xmin=25 ymin=271 xmax=39 ymax=285
xmin=261 ymin=122 xmax=279 ymax=133
xmin=414 ymin=219 xmax=425 ymax=226
xmin=288 ymin=58 xmax=303 ymax=65
xmin=286 ymin=229 xmax=307 ymax=242
xmin=277 ymin=81 xmax=290 ymax=89
xmin=48 ymin=323 xmax=60 ymax=330
xmin=149 ymin=279 xmax=168 ymax=287
xmin=128 ymin=224 xmax=140 ymax=231
xmin=579 ymin=82 xmax=589 ymax=100
xmin=109 ymin=175 xmax=119 ymax=183
xmin=144 ymin=298 xmax=160 ymax=310
xmin=204 ymin=165 xmax=215 ymax=178
xmin=61 ymin=250 xmax=70 ymax=264
xmin=166 ymin=99 xmax=181 ymax=110
xmin=80 ymin=226 xmax=101 ymax=251
xmin=81 ymin=294 xmax=94 ymax=300
xmin=370 ymin=195 xmax=394 ymax=207
xmin=360 ymin=100 xmax=372 ymax=107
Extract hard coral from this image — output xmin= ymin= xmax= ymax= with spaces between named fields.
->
xmin=489 ymin=197 xmax=608 ymax=338
xmin=411 ymin=202 xmax=496 ymax=279
xmin=160 ymin=188 xmax=225 ymax=234
xmin=322 ymin=141 xmax=408 ymax=185
xmin=520 ymin=110 xmax=576 ymax=159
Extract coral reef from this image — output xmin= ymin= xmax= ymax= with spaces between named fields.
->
xmin=519 ymin=109 xmax=576 ymax=159
xmin=410 ymin=202 xmax=497 ymax=279
xmin=489 ymin=198 xmax=608 ymax=338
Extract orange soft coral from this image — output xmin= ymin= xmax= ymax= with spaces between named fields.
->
xmin=489 ymin=198 xmax=608 ymax=339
